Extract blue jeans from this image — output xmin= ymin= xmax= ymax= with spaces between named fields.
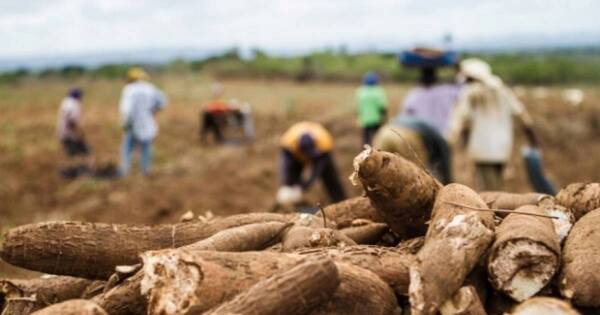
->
xmin=120 ymin=132 xmax=152 ymax=176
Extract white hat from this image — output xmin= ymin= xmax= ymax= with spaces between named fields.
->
xmin=460 ymin=58 xmax=502 ymax=88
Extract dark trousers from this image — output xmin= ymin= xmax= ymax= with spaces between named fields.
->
xmin=200 ymin=112 xmax=224 ymax=142
xmin=362 ymin=124 xmax=381 ymax=146
xmin=394 ymin=117 xmax=452 ymax=184
xmin=475 ymin=162 xmax=505 ymax=191
xmin=62 ymin=137 xmax=90 ymax=157
xmin=280 ymin=151 xmax=347 ymax=202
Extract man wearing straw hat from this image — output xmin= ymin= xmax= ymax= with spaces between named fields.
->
xmin=118 ymin=67 xmax=167 ymax=176
xmin=449 ymin=58 xmax=538 ymax=190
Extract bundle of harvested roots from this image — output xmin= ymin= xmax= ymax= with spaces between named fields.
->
xmin=0 ymin=149 xmax=596 ymax=315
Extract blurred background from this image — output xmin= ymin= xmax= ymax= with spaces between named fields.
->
xmin=1 ymin=1 xmax=599 ymax=275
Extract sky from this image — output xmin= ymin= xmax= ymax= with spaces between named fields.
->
xmin=1 ymin=0 xmax=599 ymax=59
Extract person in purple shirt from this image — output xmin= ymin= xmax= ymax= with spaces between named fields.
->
xmin=401 ymin=66 xmax=462 ymax=138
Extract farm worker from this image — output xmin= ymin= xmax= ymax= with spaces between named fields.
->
xmin=119 ymin=67 xmax=167 ymax=176
xmin=449 ymin=58 xmax=538 ymax=190
xmin=57 ymin=88 xmax=92 ymax=177
xmin=278 ymin=122 xmax=347 ymax=204
xmin=400 ymin=48 xmax=461 ymax=137
xmin=57 ymin=88 xmax=89 ymax=158
xmin=373 ymin=116 xmax=452 ymax=184
xmin=200 ymin=83 xmax=229 ymax=143
xmin=200 ymin=83 xmax=254 ymax=143
xmin=355 ymin=72 xmax=388 ymax=145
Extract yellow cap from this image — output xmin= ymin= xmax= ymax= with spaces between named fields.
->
xmin=126 ymin=67 xmax=149 ymax=81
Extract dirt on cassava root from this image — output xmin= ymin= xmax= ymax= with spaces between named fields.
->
xmin=559 ymin=208 xmax=600 ymax=307
xmin=200 ymin=257 xmax=339 ymax=315
xmin=488 ymin=205 xmax=560 ymax=302
xmin=30 ymin=299 xmax=107 ymax=315
xmin=0 ymin=213 xmax=295 ymax=279
xmin=351 ymin=148 xmax=441 ymax=239
xmin=1 ymin=276 xmax=104 ymax=315
xmin=409 ymin=184 xmax=495 ymax=315
xmin=556 ymin=182 xmax=600 ymax=219
xmin=91 ymin=221 xmax=291 ymax=315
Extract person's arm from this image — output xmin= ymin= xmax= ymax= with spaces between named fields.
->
xmin=379 ymin=89 xmax=389 ymax=122
xmin=448 ymin=89 xmax=472 ymax=146
xmin=119 ymin=88 xmax=131 ymax=127
xmin=506 ymin=87 xmax=538 ymax=147
xmin=152 ymin=88 xmax=167 ymax=114
xmin=279 ymin=149 xmax=296 ymax=185
xmin=301 ymin=154 xmax=327 ymax=191
xmin=355 ymin=90 xmax=363 ymax=122
xmin=65 ymin=102 xmax=84 ymax=137
xmin=401 ymin=90 xmax=418 ymax=116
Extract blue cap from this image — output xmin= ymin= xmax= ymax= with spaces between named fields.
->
xmin=363 ymin=72 xmax=379 ymax=86
xmin=299 ymin=133 xmax=320 ymax=158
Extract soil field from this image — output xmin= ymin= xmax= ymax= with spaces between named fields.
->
xmin=1 ymin=75 xmax=599 ymax=276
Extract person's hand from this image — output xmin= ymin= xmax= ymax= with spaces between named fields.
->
xmin=276 ymin=186 xmax=303 ymax=205
xmin=524 ymin=126 xmax=539 ymax=148
xmin=298 ymin=180 xmax=309 ymax=191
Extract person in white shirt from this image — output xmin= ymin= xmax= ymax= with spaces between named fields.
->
xmin=56 ymin=88 xmax=92 ymax=178
xmin=57 ymin=88 xmax=88 ymax=155
xmin=119 ymin=67 xmax=167 ymax=176
xmin=449 ymin=58 xmax=538 ymax=190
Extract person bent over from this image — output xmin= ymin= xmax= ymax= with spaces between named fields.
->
xmin=278 ymin=122 xmax=347 ymax=204
xmin=200 ymin=83 xmax=254 ymax=143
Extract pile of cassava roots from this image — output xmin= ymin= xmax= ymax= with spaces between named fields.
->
xmin=1 ymin=148 xmax=600 ymax=315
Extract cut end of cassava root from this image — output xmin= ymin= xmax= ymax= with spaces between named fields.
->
xmin=349 ymin=146 xmax=374 ymax=186
xmin=141 ymin=250 xmax=203 ymax=315
xmin=510 ymin=297 xmax=580 ymax=315
xmin=488 ymin=205 xmax=561 ymax=302
xmin=543 ymin=204 xmax=574 ymax=242
xmin=489 ymin=239 xmax=559 ymax=302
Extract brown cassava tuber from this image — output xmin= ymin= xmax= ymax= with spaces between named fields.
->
xmin=559 ymin=208 xmax=600 ymax=307
xmin=200 ymin=257 xmax=339 ymax=315
xmin=338 ymin=220 xmax=389 ymax=245
xmin=29 ymin=299 xmax=107 ymax=315
xmin=315 ymin=196 xmax=383 ymax=228
xmin=510 ymin=297 xmax=580 ymax=315
xmin=556 ymin=182 xmax=600 ymax=220
xmin=479 ymin=191 xmax=548 ymax=214
xmin=351 ymin=148 xmax=441 ymax=239
xmin=0 ymin=213 xmax=293 ymax=279
xmin=1 ymin=276 xmax=103 ymax=315
xmin=488 ymin=205 xmax=560 ymax=302
xmin=281 ymin=226 xmax=356 ymax=252
xmin=92 ymin=221 xmax=291 ymax=315
xmin=409 ymin=184 xmax=495 ymax=315
xmin=309 ymin=263 xmax=402 ymax=315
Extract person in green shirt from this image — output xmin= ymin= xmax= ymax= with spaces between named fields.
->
xmin=356 ymin=72 xmax=388 ymax=145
